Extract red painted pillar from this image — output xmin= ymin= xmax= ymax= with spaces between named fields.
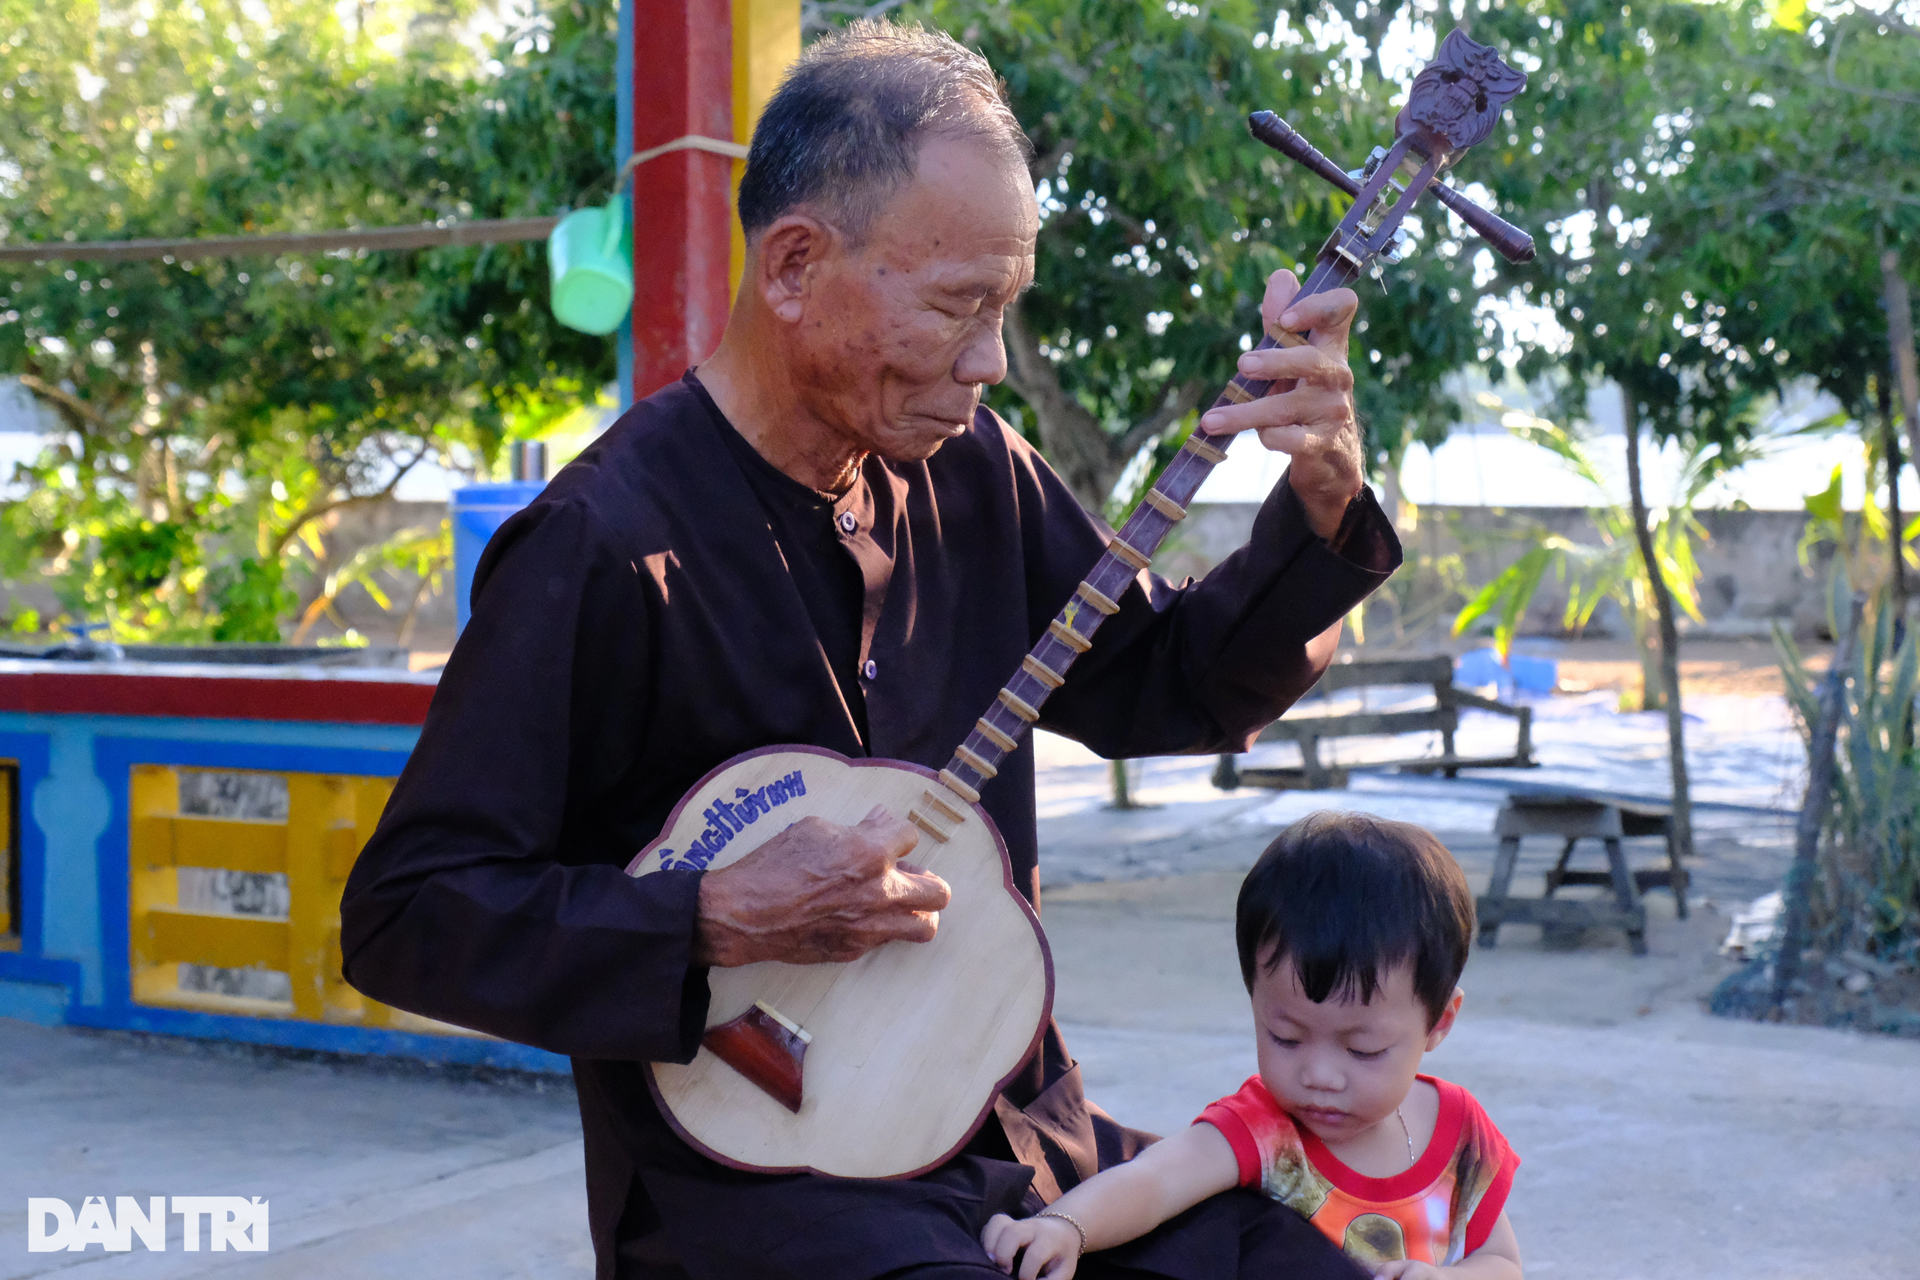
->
xmin=629 ymin=1 xmax=735 ymax=401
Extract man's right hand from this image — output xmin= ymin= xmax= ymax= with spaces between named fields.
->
xmin=691 ymin=806 xmax=952 ymax=967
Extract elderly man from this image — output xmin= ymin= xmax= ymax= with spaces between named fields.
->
xmin=342 ymin=20 xmax=1398 ymax=1280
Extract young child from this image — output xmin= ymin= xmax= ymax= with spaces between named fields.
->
xmin=983 ymin=811 xmax=1521 ymax=1280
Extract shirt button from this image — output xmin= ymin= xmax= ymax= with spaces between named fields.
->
xmin=838 ymin=512 xmax=858 ymax=534
xmin=863 ymin=659 xmax=878 ymax=680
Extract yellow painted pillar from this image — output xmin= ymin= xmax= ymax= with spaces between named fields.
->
xmin=285 ymin=774 xmax=353 ymax=1022
xmin=127 ymin=766 xmax=182 ymax=1000
xmin=729 ymin=0 xmax=802 ymax=295
xmin=337 ymin=776 xmax=396 ymax=1026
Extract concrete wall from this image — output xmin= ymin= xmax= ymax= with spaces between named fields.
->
xmin=310 ymin=500 xmax=456 ymax=649
xmin=1165 ymin=503 xmax=1837 ymax=640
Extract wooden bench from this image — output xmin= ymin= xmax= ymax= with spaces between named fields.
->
xmin=1476 ymin=794 xmax=1688 ymax=956
xmin=1212 ymin=655 xmax=1536 ymax=791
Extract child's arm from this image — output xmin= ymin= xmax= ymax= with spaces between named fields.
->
xmin=1370 ymin=1211 xmax=1521 ymax=1280
xmin=981 ymin=1122 xmax=1241 ymax=1279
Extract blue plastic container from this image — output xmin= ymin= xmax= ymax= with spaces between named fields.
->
xmin=1455 ymin=646 xmax=1558 ymax=694
xmin=451 ymin=481 xmax=546 ymax=633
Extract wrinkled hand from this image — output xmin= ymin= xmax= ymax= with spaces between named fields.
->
xmin=982 ymin=1213 xmax=1082 ymax=1280
xmin=1370 ymin=1260 xmax=1446 ymax=1280
xmin=692 ymin=806 xmax=951 ymax=967
xmin=1197 ymin=268 xmax=1364 ymax=540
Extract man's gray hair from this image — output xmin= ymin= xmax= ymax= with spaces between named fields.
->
xmin=736 ymin=19 xmax=1032 ymax=246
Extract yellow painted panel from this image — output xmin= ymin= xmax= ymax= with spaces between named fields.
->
xmin=126 ymin=766 xmax=442 ymax=1031
xmin=128 ymin=766 xmax=183 ymax=970
xmin=140 ymin=815 xmax=289 ymax=875
xmin=133 ymin=967 xmax=292 ymax=1018
xmin=324 ymin=825 xmax=360 ymax=882
xmin=143 ymin=908 xmax=289 ymax=970
xmin=729 ymin=0 xmax=802 ymax=293
xmin=286 ymin=774 xmax=350 ymax=1021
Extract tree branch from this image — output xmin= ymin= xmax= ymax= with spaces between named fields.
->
xmin=1734 ymin=45 xmax=1920 ymax=108
xmin=1003 ymin=300 xmax=1121 ymax=511
xmin=1116 ymin=377 xmax=1210 ymax=458
xmin=15 ymin=374 xmax=105 ymax=431
xmin=268 ymin=450 xmax=422 ymax=559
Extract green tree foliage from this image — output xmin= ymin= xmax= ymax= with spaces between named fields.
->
xmin=0 ymin=0 xmax=618 ymax=640
xmin=906 ymin=0 xmax=1496 ymax=510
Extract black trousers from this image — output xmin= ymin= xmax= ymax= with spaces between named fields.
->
xmin=623 ymin=1154 xmax=1366 ymax=1280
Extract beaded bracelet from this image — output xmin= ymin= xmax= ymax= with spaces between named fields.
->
xmin=1036 ymin=1210 xmax=1088 ymax=1258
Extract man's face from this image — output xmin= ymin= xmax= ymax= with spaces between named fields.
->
xmin=788 ymin=134 xmax=1037 ymax=463
xmin=1249 ymin=952 xmax=1460 ymax=1148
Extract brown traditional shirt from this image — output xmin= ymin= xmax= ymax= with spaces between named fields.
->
xmin=341 ymin=372 xmax=1397 ymax=1279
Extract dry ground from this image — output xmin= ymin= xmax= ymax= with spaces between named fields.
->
xmin=1340 ymin=635 xmax=1830 ymax=699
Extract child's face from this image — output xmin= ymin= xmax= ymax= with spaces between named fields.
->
xmin=1250 ymin=950 xmax=1463 ymax=1147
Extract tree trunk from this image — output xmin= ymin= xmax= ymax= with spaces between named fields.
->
xmin=1630 ymin=601 xmax=1662 ymax=712
xmin=1621 ymin=395 xmax=1696 ymax=882
xmin=1772 ymin=593 xmax=1864 ymax=1011
xmin=1002 ymin=300 xmax=1209 ymax=514
xmin=1883 ymin=247 xmax=1919 ymax=633
xmin=1882 ymin=376 xmax=1906 ymax=637
xmin=1884 ymin=249 xmax=1920 ymax=472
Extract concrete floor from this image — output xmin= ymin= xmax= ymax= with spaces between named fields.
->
xmin=9 ymin=858 xmax=1918 ymax=1278
xmin=1045 ymin=873 xmax=1920 ymax=1280
xmin=4 ymin=1029 xmax=590 ymax=1279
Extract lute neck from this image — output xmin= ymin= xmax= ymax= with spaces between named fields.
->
xmin=902 ymin=135 xmax=1448 ymax=846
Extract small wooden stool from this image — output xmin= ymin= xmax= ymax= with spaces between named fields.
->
xmin=1475 ymin=795 xmax=1683 ymax=957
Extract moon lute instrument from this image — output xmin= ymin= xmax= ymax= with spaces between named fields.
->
xmin=626 ymin=30 xmax=1533 ymax=1180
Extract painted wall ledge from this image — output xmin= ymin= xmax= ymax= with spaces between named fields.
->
xmin=0 ymin=660 xmax=439 ymax=726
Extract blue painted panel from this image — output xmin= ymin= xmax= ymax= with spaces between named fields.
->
xmin=39 ymin=724 xmax=113 ymax=1004
xmin=0 ymin=714 xmax=574 ymax=1073
xmin=0 ymin=729 xmax=52 ymax=961
xmin=62 ymin=1001 xmax=571 ymax=1073
xmin=0 ymin=710 xmax=421 ymax=754
xmin=0 ymin=978 xmax=75 ymax=1027
xmin=89 ymin=733 xmax=414 ymax=1018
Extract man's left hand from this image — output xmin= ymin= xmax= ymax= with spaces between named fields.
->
xmin=1196 ymin=269 xmax=1363 ymax=541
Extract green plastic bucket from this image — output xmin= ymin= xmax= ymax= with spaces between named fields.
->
xmin=548 ymin=203 xmax=633 ymax=335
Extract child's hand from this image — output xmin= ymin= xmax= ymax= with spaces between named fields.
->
xmin=981 ymin=1212 xmax=1083 ymax=1279
xmin=1370 ymin=1262 xmax=1445 ymax=1280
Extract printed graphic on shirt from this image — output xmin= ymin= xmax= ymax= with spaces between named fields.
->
xmin=1196 ymin=1074 xmax=1517 ymax=1267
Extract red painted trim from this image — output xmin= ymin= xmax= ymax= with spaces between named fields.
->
xmin=636 ymin=742 xmax=1056 ymax=1180
xmin=0 ymin=669 xmax=436 ymax=726
xmin=629 ymin=0 xmax=735 ymax=401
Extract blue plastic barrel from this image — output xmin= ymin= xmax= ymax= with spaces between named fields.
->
xmin=451 ymin=480 xmax=546 ymax=633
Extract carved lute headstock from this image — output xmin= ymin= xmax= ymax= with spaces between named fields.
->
xmin=904 ymin=33 xmax=1536 ymax=848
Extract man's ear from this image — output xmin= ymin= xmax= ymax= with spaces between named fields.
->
xmin=1424 ymin=987 xmax=1465 ymax=1052
xmin=750 ymin=214 xmax=835 ymax=324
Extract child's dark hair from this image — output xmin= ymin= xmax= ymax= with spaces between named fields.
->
xmin=1235 ymin=811 xmax=1475 ymax=1028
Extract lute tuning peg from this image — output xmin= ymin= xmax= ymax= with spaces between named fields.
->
xmin=1247 ymin=109 xmax=1535 ymax=264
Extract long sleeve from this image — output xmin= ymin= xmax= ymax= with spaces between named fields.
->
xmin=1012 ymin=437 xmax=1402 ymax=758
xmin=339 ymin=497 xmax=711 ymax=1062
